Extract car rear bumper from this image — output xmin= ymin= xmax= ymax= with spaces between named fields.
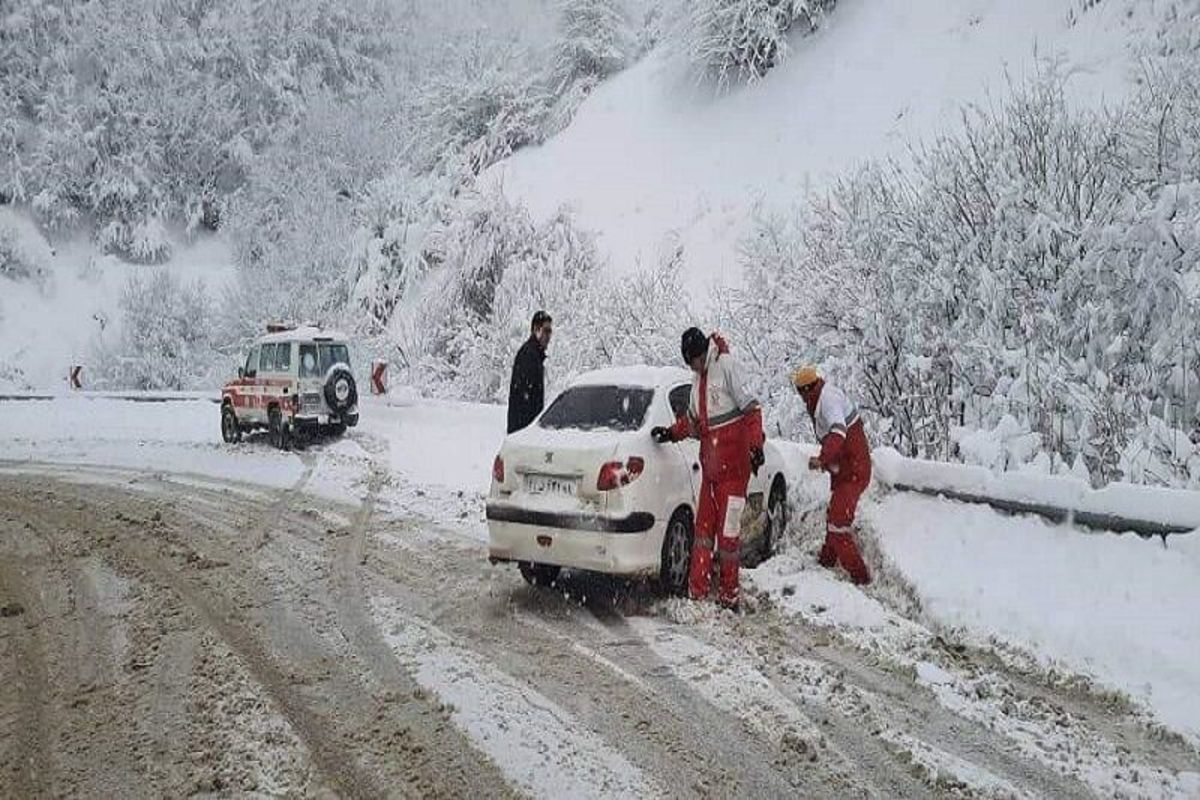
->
xmin=485 ymin=504 xmax=654 ymax=533
xmin=486 ymin=504 xmax=662 ymax=576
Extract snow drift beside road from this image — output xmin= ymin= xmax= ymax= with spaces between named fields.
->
xmin=866 ymin=493 xmax=1200 ymax=744
xmin=874 ymin=448 xmax=1200 ymax=533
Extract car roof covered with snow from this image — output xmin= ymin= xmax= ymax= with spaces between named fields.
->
xmin=256 ymin=326 xmax=349 ymax=345
xmin=568 ymin=365 xmax=691 ymax=389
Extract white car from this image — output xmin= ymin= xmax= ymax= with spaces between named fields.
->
xmin=486 ymin=366 xmax=789 ymax=593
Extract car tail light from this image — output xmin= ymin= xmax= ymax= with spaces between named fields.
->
xmin=492 ymin=455 xmax=505 ymax=483
xmin=597 ymin=457 xmax=645 ymax=491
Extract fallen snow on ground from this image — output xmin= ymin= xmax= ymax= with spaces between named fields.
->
xmin=371 ymin=596 xmax=661 ymax=799
xmin=0 ymin=396 xmax=305 ymax=488
xmin=629 ymin=616 xmax=823 ymax=745
xmin=747 ymin=549 xmax=1200 ymax=798
xmin=4 ymin=392 xmax=1200 ymax=785
xmin=366 ymin=398 xmax=505 ymax=495
xmin=867 ymin=492 xmax=1200 ymax=745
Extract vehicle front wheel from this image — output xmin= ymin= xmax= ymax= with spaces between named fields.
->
xmin=518 ymin=561 xmax=561 ymax=588
xmin=221 ymin=405 xmax=241 ymax=444
xmin=659 ymin=508 xmax=693 ymax=596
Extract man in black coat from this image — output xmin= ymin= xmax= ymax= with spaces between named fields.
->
xmin=507 ymin=310 xmax=553 ymax=433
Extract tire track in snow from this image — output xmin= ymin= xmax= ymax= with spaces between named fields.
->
xmin=371 ymin=595 xmax=663 ymax=800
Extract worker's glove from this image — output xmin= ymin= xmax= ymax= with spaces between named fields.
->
xmin=749 ymin=447 xmax=765 ymax=475
xmin=650 ymin=426 xmax=674 ymax=444
xmin=808 ymin=455 xmax=823 ymax=472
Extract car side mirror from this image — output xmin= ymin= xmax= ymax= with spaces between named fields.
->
xmin=237 ymin=367 xmax=245 ymax=379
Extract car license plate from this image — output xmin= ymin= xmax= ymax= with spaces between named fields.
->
xmin=525 ymin=474 xmax=578 ymax=496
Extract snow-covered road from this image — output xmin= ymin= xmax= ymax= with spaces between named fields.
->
xmin=1 ymin=395 xmax=1198 ymax=798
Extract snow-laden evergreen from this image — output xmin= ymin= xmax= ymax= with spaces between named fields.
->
xmin=675 ymin=0 xmax=834 ymax=89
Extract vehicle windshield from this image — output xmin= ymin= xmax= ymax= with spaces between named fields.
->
xmin=298 ymin=343 xmax=349 ymax=378
xmin=538 ymin=385 xmax=654 ymax=432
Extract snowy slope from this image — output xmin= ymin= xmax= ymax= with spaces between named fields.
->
xmin=490 ymin=0 xmax=1141 ymax=293
xmin=0 ymin=208 xmax=235 ymax=391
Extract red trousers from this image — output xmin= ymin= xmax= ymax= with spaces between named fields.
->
xmin=818 ymin=459 xmax=872 ymax=585
xmin=690 ymin=473 xmax=749 ymax=607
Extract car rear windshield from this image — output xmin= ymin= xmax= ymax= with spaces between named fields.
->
xmin=299 ymin=343 xmax=350 ymax=378
xmin=538 ymin=386 xmax=654 ymax=432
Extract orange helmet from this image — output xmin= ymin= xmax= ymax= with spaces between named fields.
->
xmin=791 ymin=365 xmax=820 ymax=391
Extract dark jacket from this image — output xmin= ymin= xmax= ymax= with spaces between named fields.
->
xmin=507 ymin=336 xmax=546 ymax=433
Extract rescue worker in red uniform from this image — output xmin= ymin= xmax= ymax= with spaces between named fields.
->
xmin=793 ymin=366 xmax=872 ymax=585
xmin=652 ymin=328 xmax=765 ymax=609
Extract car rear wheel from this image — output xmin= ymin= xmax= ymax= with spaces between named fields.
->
xmin=762 ymin=478 xmax=787 ymax=562
xmin=326 ymin=422 xmax=347 ymax=438
xmin=518 ymin=561 xmax=561 ymax=588
xmin=221 ymin=405 xmax=241 ymax=444
xmin=659 ymin=508 xmax=693 ymax=596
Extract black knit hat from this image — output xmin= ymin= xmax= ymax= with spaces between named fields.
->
xmin=680 ymin=327 xmax=708 ymax=362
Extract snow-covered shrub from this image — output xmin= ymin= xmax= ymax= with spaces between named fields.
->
xmin=677 ymin=0 xmax=834 ymax=89
xmin=397 ymin=188 xmax=599 ymax=401
xmin=0 ymin=213 xmax=50 ymax=286
xmin=729 ymin=70 xmax=1200 ymax=486
xmin=221 ymin=90 xmax=403 ymax=340
xmin=415 ymin=47 xmax=554 ymax=176
xmin=552 ymin=0 xmax=633 ymax=91
xmin=0 ymin=0 xmax=394 ymax=242
xmin=92 ymin=270 xmax=225 ymax=390
xmin=346 ymin=169 xmax=455 ymax=335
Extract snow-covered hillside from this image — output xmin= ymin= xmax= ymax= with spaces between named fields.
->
xmin=492 ymin=0 xmax=1141 ymax=292
xmin=0 ymin=208 xmax=234 ymax=391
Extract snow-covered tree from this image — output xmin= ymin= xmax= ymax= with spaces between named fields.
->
xmin=0 ymin=0 xmax=396 ymax=254
xmin=678 ymin=0 xmax=833 ymax=89
xmin=725 ymin=67 xmax=1200 ymax=487
xmin=92 ymin=270 xmax=226 ymax=390
xmin=414 ymin=45 xmax=553 ymax=176
xmin=393 ymin=188 xmax=600 ymax=401
xmin=552 ymin=0 xmax=633 ymax=90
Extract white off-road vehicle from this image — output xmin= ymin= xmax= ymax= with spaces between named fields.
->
xmin=221 ymin=326 xmax=359 ymax=448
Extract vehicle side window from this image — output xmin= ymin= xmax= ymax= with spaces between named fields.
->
xmin=259 ymin=344 xmax=276 ymax=374
xmin=668 ymin=384 xmax=691 ymax=418
xmin=275 ymin=342 xmax=292 ymax=372
xmin=244 ymin=347 xmax=258 ymax=378
xmin=299 ymin=345 xmax=319 ymax=378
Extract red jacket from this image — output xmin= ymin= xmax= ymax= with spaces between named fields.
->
xmin=669 ymin=334 xmax=764 ymax=480
xmin=805 ymin=379 xmax=870 ymax=479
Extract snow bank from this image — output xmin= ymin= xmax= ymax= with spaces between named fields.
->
xmin=866 ymin=493 xmax=1200 ymax=743
xmin=0 ymin=395 xmax=304 ymax=488
xmin=491 ymin=0 xmax=1137 ymax=293
xmin=364 ymin=398 xmax=506 ymax=495
xmin=874 ymin=448 xmax=1200 ymax=534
